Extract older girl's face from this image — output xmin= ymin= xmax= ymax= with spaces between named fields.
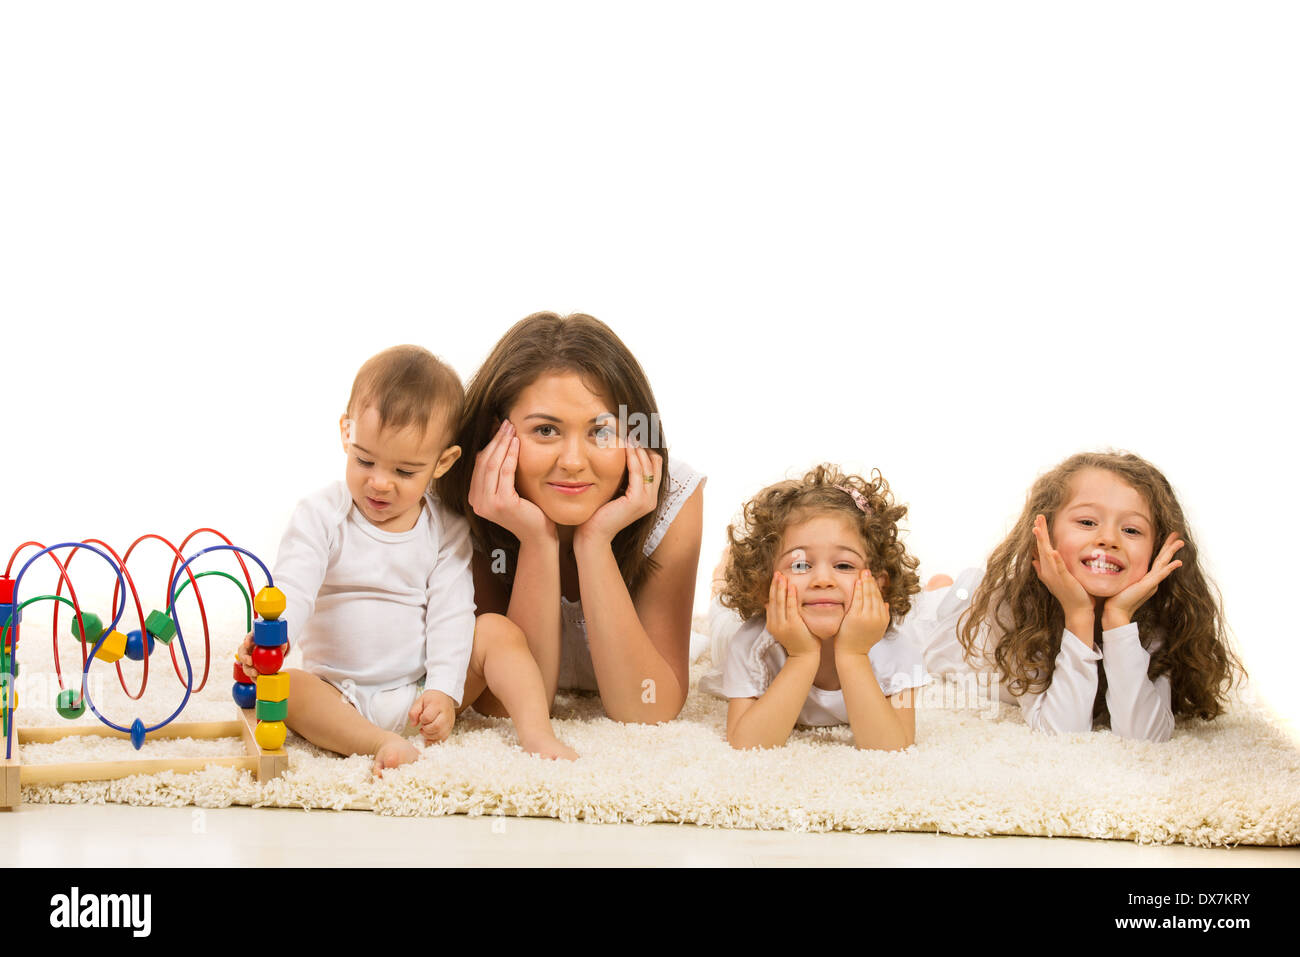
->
xmin=505 ymin=371 xmax=628 ymax=526
xmin=1048 ymin=468 xmax=1157 ymax=600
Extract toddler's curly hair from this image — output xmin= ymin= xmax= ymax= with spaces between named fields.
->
xmin=720 ymin=464 xmax=921 ymax=622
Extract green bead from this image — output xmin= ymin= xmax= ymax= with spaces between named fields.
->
xmin=145 ymin=609 xmax=176 ymax=643
xmin=56 ymin=688 xmax=86 ymax=719
xmin=256 ymin=698 xmax=288 ymax=722
xmin=70 ymin=612 xmax=105 ymax=644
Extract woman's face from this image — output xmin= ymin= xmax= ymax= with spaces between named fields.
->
xmin=505 ymin=371 xmax=628 ymax=526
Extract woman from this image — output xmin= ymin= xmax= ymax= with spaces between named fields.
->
xmin=438 ymin=312 xmax=704 ymax=723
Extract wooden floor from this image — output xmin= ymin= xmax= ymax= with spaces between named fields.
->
xmin=3 ymin=803 xmax=1296 ymax=867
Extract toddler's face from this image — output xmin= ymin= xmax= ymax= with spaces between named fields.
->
xmin=341 ymin=406 xmax=460 ymax=533
xmin=1048 ymin=468 xmax=1156 ymax=601
xmin=776 ymin=512 xmax=878 ymax=640
xmin=504 ymin=371 xmax=627 ymax=528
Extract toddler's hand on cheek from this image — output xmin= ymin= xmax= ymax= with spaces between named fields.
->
xmin=835 ymin=572 xmax=890 ymax=656
xmin=765 ymin=571 xmax=821 ymax=659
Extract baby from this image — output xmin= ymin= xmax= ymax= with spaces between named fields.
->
xmin=239 ymin=345 xmax=576 ymax=771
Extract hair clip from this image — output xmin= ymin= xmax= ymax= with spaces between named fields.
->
xmin=833 ymin=484 xmax=873 ymax=516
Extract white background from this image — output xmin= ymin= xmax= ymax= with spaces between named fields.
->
xmin=3 ymin=2 xmax=1296 ymax=729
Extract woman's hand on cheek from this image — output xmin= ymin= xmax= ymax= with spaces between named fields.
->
xmin=574 ymin=445 xmax=662 ymax=549
xmin=468 ymin=420 xmax=555 ymax=544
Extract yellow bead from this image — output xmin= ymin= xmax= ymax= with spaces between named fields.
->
xmin=254 ymin=587 xmax=287 ymax=621
xmin=256 ymin=671 xmax=290 ymax=702
xmin=254 ymin=720 xmax=287 ymax=750
xmin=94 ymin=630 xmax=128 ymax=663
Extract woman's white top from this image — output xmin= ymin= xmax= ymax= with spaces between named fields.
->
xmin=556 ymin=458 xmax=705 ymax=692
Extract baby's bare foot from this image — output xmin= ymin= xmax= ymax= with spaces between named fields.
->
xmin=520 ymin=733 xmax=579 ymax=761
xmin=372 ymin=734 xmax=419 ymax=775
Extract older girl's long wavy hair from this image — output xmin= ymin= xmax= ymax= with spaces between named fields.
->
xmin=720 ymin=464 xmax=921 ymax=622
xmin=437 ymin=311 xmax=668 ymax=597
xmin=959 ymin=451 xmax=1242 ymax=724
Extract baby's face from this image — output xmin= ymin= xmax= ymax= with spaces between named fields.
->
xmin=341 ymin=406 xmax=459 ymax=533
xmin=504 ymin=371 xmax=628 ymax=528
xmin=775 ymin=512 xmax=876 ymax=640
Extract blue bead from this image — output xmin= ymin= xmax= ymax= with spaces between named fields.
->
xmin=232 ymin=681 xmax=257 ymax=709
xmin=0 ymin=601 xmax=19 ymax=639
xmin=130 ymin=718 xmax=146 ymax=750
xmin=252 ymin=618 xmax=288 ymax=647
xmin=124 ymin=629 xmax=156 ymax=661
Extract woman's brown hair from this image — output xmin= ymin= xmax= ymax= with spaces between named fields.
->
xmin=719 ymin=463 xmax=921 ymax=622
xmin=437 ymin=312 xmax=668 ymax=596
xmin=959 ymin=451 xmax=1243 ymax=724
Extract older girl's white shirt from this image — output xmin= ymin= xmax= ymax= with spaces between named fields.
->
xmin=916 ymin=567 xmax=1174 ymax=741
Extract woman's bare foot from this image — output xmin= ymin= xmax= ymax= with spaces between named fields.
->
xmin=520 ymin=733 xmax=579 ymax=761
xmin=372 ymin=733 xmax=419 ymax=775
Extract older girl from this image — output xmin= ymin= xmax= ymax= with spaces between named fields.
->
xmin=438 ymin=312 xmax=704 ymax=723
xmin=919 ymin=451 xmax=1242 ymax=741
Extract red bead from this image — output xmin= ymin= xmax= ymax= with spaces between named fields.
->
xmin=233 ymin=661 xmax=253 ymax=683
xmin=251 ymin=644 xmax=285 ymax=675
xmin=0 ymin=578 xmax=14 ymax=603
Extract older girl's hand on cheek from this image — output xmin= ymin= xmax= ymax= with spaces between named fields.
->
xmin=469 ymin=420 xmax=556 ymax=544
xmin=1031 ymin=514 xmax=1097 ymax=642
xmin=574 ymin=443 xmax=662 ymax=549
xmin=1102 ymin=532 xmax=1184 ymax=631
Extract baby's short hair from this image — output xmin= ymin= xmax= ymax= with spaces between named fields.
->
xmin=346 ymin=345 xmax=464 ymax=444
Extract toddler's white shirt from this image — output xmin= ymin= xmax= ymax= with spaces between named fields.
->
xmin=701 ymin=595 xmax=932 ymax=727
xmin=916 ymin=567 xmax=1174 ymax=741
xmin=271 ymin=482 xmax=476 ymax=706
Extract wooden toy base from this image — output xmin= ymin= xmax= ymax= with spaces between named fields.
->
xmin=0 ymin=708 xmax=287 ymax=810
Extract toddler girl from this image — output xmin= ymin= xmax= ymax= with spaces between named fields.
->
xmin=918 ymin=451 xmax=1242 ymax=741
xmin=701 ymin=464 xmax=931 ymax=750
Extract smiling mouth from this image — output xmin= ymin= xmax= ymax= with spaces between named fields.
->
xmin=1082 ymin=558 xmax=1123 ymax=574
xmin=803 ymin=601 xmax=843 ymax=609
xmin=548 ymin=483 xmax=592 ymax=495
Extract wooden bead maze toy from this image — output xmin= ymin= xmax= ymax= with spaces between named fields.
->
xmin=1 ymin=529 xmax=290 ymax=810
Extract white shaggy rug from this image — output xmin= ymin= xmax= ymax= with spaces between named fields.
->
xmin=10 ymin=606 xmax=1299 ymax=847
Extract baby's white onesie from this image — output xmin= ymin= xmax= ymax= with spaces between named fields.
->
xmin=272 ymin=481 xmax=476 ymax=732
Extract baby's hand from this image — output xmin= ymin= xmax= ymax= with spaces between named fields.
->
xmin=765 ymin=571 xmax=821 ymax=659
xmin=236 ymin=633 xmax=259 ymax=679
xmin=835 ymin=572 xmax=891 ymax=657
xmin=409 ymin=690 xmax=457 ymax=745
